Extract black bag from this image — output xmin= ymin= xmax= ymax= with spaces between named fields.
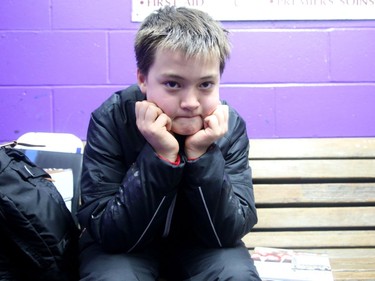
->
xmin=0 ymin=145 xmax=79 ymax=281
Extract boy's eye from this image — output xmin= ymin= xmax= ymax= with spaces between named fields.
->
xmin=165 ymin=81 xmax=181 ymax=89
xmin=199 ymin=82 xmax=214 ymax=89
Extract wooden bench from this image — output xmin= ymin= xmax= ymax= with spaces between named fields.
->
xmin=242 ymin=137 xmax=375 ymax=281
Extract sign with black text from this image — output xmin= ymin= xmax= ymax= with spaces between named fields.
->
xmin=132 ymin=0 xmax=375 ymax=21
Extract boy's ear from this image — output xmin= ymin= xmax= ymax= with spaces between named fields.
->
xmin=137 ymin=69 xmax=147 ymax=94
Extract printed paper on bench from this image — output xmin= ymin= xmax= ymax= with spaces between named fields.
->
xmin=46 ymin=168 xmax=74 ymax=211
xmin=252 ymin=247 xmax=334 ymax=281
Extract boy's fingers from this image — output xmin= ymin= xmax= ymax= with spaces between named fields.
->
xmin=155 ymin=113 xmax=172 ymax=131
xmin=215 ymin=105 xmax=228 ymax=125
xmin=208 ymin=105 xmax=228 ymax=133
xmin=136 ymin=101 xmax=163 ymax=123
xmin=205 ymin=115 xmax=219 ymax=134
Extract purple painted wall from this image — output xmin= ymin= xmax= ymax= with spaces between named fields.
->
xmin=1 ymin=0 xmax=375 ymax=142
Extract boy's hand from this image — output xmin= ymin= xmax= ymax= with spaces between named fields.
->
xmin=185 ymin=105 xmax=229 ymax=159
xmin=136 ymin=101 xmax=179 ymax=162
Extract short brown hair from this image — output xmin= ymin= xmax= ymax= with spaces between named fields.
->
xmin=134 ymin=6 xmax=231 ymax=76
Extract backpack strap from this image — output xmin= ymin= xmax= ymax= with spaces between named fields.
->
xmin=13 ymin=162 xmax=47 ymax=180
xmin=0 ymin=147 xmax=49 ymax=180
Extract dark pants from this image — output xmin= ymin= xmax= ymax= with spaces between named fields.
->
xmin=79 ymin=241 xmax=261 ymax=281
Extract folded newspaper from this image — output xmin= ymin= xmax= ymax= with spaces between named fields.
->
xmin=45 ymin=168 xmax=74 ymax=212
xmin=252 ymin=247 xmax=334 ymax=281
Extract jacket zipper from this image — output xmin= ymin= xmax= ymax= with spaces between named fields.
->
xmin=162 ymin=194 xmax=177 ymax=237
xmin=127 ymin=196 xmax=166 ymax=253
xmin=198 ymin=186 xmax=222 ymax=247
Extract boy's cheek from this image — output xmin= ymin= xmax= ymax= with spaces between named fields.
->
xmin=204 ymin=100 xmax=221 ymax=117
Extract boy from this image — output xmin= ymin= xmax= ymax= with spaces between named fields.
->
xmin=78 ymin=6 xmax=260 ymax=281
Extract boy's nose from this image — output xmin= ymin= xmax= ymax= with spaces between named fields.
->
xmin=180 ymin=90 xmax=200 ymax=110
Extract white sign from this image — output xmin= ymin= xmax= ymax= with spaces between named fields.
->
xmin=132 ymin=0 xmax=375 ymax=22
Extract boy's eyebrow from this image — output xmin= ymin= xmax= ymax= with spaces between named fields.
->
xmin=160 ymin=73 xmax=218 ymax=81
xmin=160 ymin=73 xmax=185 ymax=80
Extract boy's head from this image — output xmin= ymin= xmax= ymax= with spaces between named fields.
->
xmin=135 ymin=6 xmax=231 ymax=77
xmin=135 ymin=7 xmax=231 ymax=136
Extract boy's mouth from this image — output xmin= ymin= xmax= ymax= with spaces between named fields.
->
xmin=171 ymin=116 xmax=204 ymax=135
xmin=173 ymin=115 xmax=202 ymax=123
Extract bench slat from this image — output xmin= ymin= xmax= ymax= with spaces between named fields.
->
xmin=281 ymin=248 xmax=375 ymax=259
xmin=330 ymin=257 xmax=375 ymax=281
xmin=331 ymin=257 xmax=375 ymax=271
xmin=334 ymin=271 xmax=375 ymax=281
xmin=249 ymin=138 xmax=375 ymax=159
xmin=254 ymin=183 xmax=375 ymax=204
xmin=243 ymin=230 xmax=375 ymax=248
xmin=254 ymin=206 xmax=375 ymax=228
xmin=251 ymin=159 xmax=375 ymax=181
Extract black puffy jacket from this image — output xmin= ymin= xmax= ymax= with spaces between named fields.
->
xmin=78 ymin=84 xmax=258 ymax=253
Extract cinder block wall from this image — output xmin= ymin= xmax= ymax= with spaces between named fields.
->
xmin=1 ymin=1 xmax=375 ymax=142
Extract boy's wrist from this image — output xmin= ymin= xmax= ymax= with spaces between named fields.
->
xmin=158 ymin=153 xmax=181 ymax=165
xmin=185 ymin=144 xmax=212 ymax=160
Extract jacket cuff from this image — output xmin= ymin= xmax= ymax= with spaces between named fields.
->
xmin=157 ymin=154 xmax=181 ymax=166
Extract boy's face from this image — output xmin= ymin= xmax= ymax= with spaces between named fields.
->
xmin=137 ymin=48 xmax=221 ymax=136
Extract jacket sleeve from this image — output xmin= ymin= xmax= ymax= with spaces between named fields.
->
xmin=182 ymin=109 xmax=257 ymax=247
xmin=78 ymin=98 xmax=184 ymax=253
